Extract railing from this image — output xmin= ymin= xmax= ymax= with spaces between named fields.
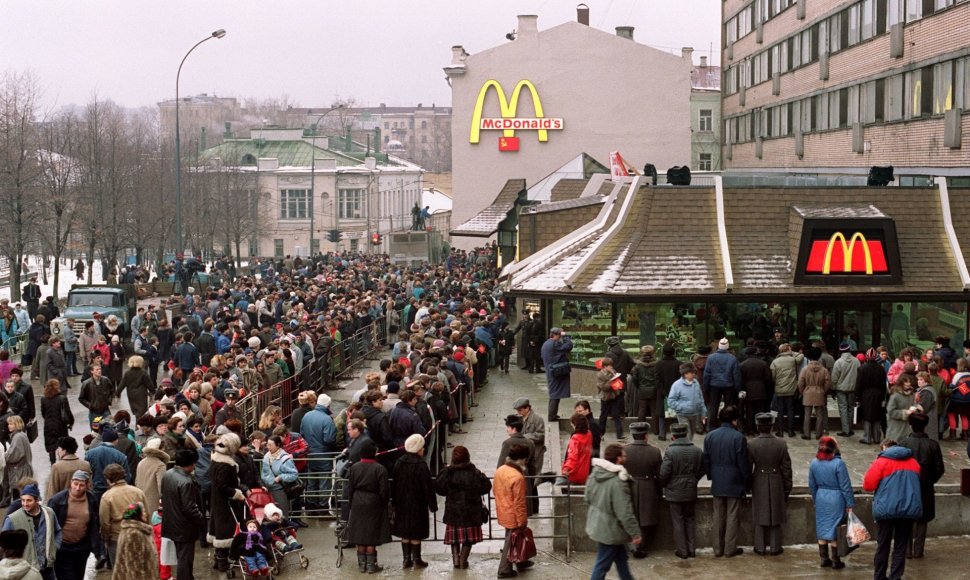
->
xmin=1 ymin=334 xmax=28 ymax=357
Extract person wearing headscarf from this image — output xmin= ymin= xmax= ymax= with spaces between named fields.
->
xmin=808 ymin=436 xmax=855 ymax=569
xmin=111 ymin=503 xmax=160 ymax=580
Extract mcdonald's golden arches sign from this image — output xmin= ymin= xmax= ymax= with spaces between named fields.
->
xmin=469 ymin=80 xmax=564 ymax=151
xmin=794 ymin=218 xmax=902 ymax=285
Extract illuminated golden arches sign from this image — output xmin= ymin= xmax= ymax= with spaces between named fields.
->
xmin=805 ymin=232 xmax=888 ymax=275
xmin=469 ymin=80 xmax=564 ymax=148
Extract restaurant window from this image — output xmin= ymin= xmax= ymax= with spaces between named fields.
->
xmin=719 ymin=303 xmax=799 ymax=351
xmin=552 ymin=299 xmax=612 ymax=365
xmin=883 ymin=302 xmax=966 ymax=357
xmin=617 ymin=303 xmax=711 ymax=361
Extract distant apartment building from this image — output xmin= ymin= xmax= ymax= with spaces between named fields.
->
xmin=691 ymin=52 xmax=722 ymax=171
xmin=721 ymin=0 xmax=970 ymax=181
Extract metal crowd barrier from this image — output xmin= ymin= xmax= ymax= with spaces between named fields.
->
xmin=1 ymin=334 xmax=28 ymax=357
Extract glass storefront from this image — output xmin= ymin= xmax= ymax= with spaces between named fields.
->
xmin=545 ymin=299 xmax=968 ymax=366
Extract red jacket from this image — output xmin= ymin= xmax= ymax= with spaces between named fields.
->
xmin=561 ymin=431 xmax=593 ymax=484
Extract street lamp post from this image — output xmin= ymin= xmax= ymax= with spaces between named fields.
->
xmin=175 ymin=28 xmax=226 ymax=255
xmin=307 ymin=105 xmax=343 ymax=256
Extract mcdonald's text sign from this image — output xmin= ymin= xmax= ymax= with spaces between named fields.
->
xmin=470 ymin=80 xmax=563 ymax=151
xmin=794 ymin=219 xmax=901 ymax=285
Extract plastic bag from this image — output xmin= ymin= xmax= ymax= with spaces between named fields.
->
xmin=846 ymin=511 xmax=871 ymax=547
xmin=507 ymin=527 xmax=537 ymax=564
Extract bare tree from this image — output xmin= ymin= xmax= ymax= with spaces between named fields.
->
xmin=36 ymin=110 xmax=81 ymax=299
xmin=0 ymin=71 xmax=43 ymax=301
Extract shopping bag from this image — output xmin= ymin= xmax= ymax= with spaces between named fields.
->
xmin=507 ymin=527 xmax=537 ymax=564
xmin=845 ymin=511 xmax=871 ymax=547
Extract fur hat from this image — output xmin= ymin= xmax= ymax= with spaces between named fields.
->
xmin=216 ymin=433 xmax=241 ymax=455
xmin=145 ymin=438 xmax=162 ymax=450
xmin=404 ymin=434 xmax=425 ymax=454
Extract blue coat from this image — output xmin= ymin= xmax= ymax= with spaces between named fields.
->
xmin=86 ymin=443 xmax=131 ymax=493
xmin=667 ymin=378 xmax=707 ymax=417
xmin=808 ymin=455 xmax=855 ymax=541
xmin=299 ymin=405 xmax=337 ymax=453
xmin=474 ymin=326 xmax=494 ymax=349
xmin=541 ymin=336 xmax=573 ymax=399
xmin=863 ymin=445 xmax=923 ymax=521
xmin=702 ymin=424 xmax=749 ymax=497
xmin=702 ymin=350 xmax=742 ymax=390
xmin=174 ymin=341 xmax=200 ymax=370
xmin=261 ymin=451 xmax=299 ymax=492
xmin=388 ymin=404 xmax=425 ymax=448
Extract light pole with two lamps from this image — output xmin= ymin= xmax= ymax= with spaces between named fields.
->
xmin=174 ymin=28 xmax=227 ymax=255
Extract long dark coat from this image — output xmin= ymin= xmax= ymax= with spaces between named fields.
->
xmin=391 ymin=452 xmax=437 ymax=539
xmin=116 ymin=366 xmax=154 ymax=419
xmin=898 ymin=432 xmax=945 ymax=522
xmin=623 ymin=440 xmax=663 ymax=526
xmin=747 ymin=434 xmax=793 ymax=526
xmin=541 ymin=336 xmax=573 ymax=399
xmin=40 ymin=394 xmax=73 ymax=454
xmin=856 ymin=361 xmax=888 ymax=423
xmin=207 ymin=452 xmax=244 ymax=548
xmin=434 ymin=462 xmax=492 ymax=528
xmin=346 ymin=459 xmax=391 ymax=546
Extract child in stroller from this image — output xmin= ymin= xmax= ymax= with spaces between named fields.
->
xmin=229 ymin=519 xmax=273 ymax=577
xmin=261 ymin=503 xmax=303 ymax=553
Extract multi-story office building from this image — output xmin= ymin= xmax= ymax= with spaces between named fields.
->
xmin=721 ymin=0 xmax=970 ymax=180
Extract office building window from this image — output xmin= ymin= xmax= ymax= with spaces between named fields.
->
xmin=699 ymin=109 xmax=713 ymax=132
xmin=887 ymin=74 xmax=905 ymax=121
xmin=848 ymin=4 xmax=861 ymax=44
xmin=828 ymin=13 xmax=842 ymax=53
xmin=699 ymin=153 xmax=712 ymax=171
xmin=848 ymin=85 xmax=861 ymax=125
xmin=904 ymin=68 xmax=934 ymax=119
xmin=933 ymin=61 xmax=954 ymax=114
xmin=861 ymin=0 xmax=876 ymax=38
xmin=279 ymin=189 xmax=311 ymax=220
xmin=338 ymin=188 xmax=364 ymax=219
xmin=888 ymin=0 xmax=904 ymax=25
xmin=906 ymin=0 xmax=923 ymax=21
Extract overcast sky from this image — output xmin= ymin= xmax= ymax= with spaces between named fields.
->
xmin=2 ymin=0 xmax=721 ymax=111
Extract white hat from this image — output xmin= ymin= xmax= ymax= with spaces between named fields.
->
xmin=404 ymin=433 xmax=425 ymax=454
xmin=247 ymin=337 xmax=261 ymax=349
xmin=317 ymin=393 xmax=331 ymax=408
xmin=264 ymin=503 xmax=283 ymax=520
xmin=718 ymin=338 xmax=730 ymax=350
xmin=145 ymin=438 xmax=162 ymax=450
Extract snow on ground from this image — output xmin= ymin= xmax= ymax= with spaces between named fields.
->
xmin=0 ymin=257 xmax=104 ymax=303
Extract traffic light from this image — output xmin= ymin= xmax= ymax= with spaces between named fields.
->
xmin=327 ymin=230 xmax=340 ymax=243
xmin=371 ymin=232 xmax=382 ymax=245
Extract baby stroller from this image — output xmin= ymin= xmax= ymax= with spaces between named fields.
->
xmin=245 ymin=490 xmax=310 ymax=575
xmin=227 ymin=496 xmax=275 ymax=580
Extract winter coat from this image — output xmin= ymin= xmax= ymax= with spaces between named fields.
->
xmin=747 ymin=434 xmax=793 ymax=526
xmin=361 ymin=404 xmax=393 ymax=451
xmin=135 ymin=448 xmax=170 ymax=514
xmin=99 ymin=482 xmax=147 ymax=542
xmin=86 ymin=444 xmax=130 ymax=494
xmin=898 ymin=433 xmax=945 ymax=522
xmin=831 ymin=353 xmax=861 ymax=393
xmin=208 ymin=451 xmax=245 ymax=548
xmin=388 ymin=404 xmax=425 ymax=449
xmin=434 ymin=462 xmax=492 ymax=528
xmin=655 ymin=353 xmax=683 ymax=397
xmin=770 ymin=351 xmax=804 ymax=396
xmin=659 ymin=438 xmax=705 ymax=503
xmin=48 ymin=489 xmax=101 ymax=551
xmin=886 ymin=391 xmax=915 ymax=442
xmin=260 ymin=450 xmax=298 ymax=493
xmin=541 ymin=336 xmax=573 ymax=399
xmin=45 ymin=455 xmax=91 ymax=499
xmin=173 ymin=341 xmax=200 ymax=371
xmin=740 ymin=356 xmax=773 ymax=401
xmin=116 ymin=367 xmax=154 ymax=419
xmin=113 ymin=519 xmax=160 ymax=580
xmin=667 ymin=377 xmax=707 ymax=417
xmin=46 ymin=347 xmax=68 ymax=386
xmin=346 ymin=459 xmax=391 ymax=546
xmin=623 ymin=440 xmax=662 ymax=526
xmin=79 ymin=376 xmax=114 ymax=415
xmin=596 ymin=367 xmax=620 ymax=401
xmin=12 ymin=380 xmax=34 ymax=423
xmin=3 ymin=432 xmax=33 ymax=493
xmin=391 ymin=452 xmax=437 ymax=539
xmin=703 ymin=350 xmax=742 ymax=391
xmin=299 ymin=405 xmax=337 ymax=452
xmin=629 ymin=358 xmax=658 ymax=400
xmin=0 ymin=559 xmax=42 ymax=580
xmin=862 ymin=445 xmax=923 ymax=521
xmin=584 ymin=459 xmax=641 ymax=546
xmin=855 ymin=361 xmax=888 ymax=423
xmin=798 ymin=361 xmax=832 ymax=407
xmin=497 ymin=433 xmax=536 ymax=475
xmin=40 ymin=394 xmax=72 ymax=454
xmin=561 ymin=430 xmax=593 ymax=485
xmin=808 ymin=455 xmax=855 ymax=541
xmin=914 ymin=385 xmax=939 ymax=442
xmin=703 ymin=424 xmax=750 ymax=498
xmin=494 ymin=461 xmax=527 ymax=530
xmin=160 ymin=466 xmax=205 ymax=544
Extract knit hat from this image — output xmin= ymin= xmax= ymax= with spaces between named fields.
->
xmin=264 ymin=503 xmax=283 ymax=520
xmin=718 ymin=338 xmax=730 ymax=350
xmin=839 ymin=341 xmax=851 ymax=352
xmin=404 ymin=433 xmax=425 ymax=454
xmin=248 ymin=337 xmax=261 ymax=350
xmin=102 ymin=427 xmax=119 ymax=443
xmin=145 ymin=438 xmax=162 ymax=450
xmin=662 ymin=343 xmax=675 ymax=356
xmin=19 ymin=484 xmax=40 ymax=499
xmin=316 ymin=393 xmax=331 ymax=408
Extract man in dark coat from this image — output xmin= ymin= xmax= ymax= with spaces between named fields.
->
xmin=740 ymin=347 xmax=773 ymax=435
xmin=46 ymin=338 xmax=68 ymax=392
xmin=623 ymin=422 xmax=662 ymax=558
xmin=898 ymin=412 xmax=944 ymax=558
xmin=655 ymin=344 xmax=683 ymax=441
xmin=702 ymin=405 xmax=750 ymax=558
xmin=22 ymin=277 xmax=41 ymax=322
xmin=49 ymin=470 xmax=101 ymax=580
xmin=525 ymin=313 xmax=544 ymax=373
xmin=747 ymin=412 xmax=792 ymax=556
xmin=703 ymin=338 xmax=742 ymax=428
xmin=541 ymin=327 xmax=573 ymax=422
xmin=162 ymin=449 xmax=206 ymax=580
xmin=496 ymin=415 xmax=536 ymax=475
xmin=659 ymin=422 xmax=705 ymax=559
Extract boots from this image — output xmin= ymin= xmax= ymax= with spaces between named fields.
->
xmin=214 ymin=557 xmax=230 ymax=572
xmin=831 ymin=545 xmax=844 ymax=569
xmin=402 ymin=543 xmax=413 ymax=568
xmin=357 ymin=552 xmax=367 ymax=573
xmin=451 ymin=544 xmax=462 ymax=569
xmin=365 ymin=552 xmax=383 ymax=574
xmin=459 ymin=544 xmax=472 ymax=569
xmin=412 ymin=542 xmax=428 ymax=568
xmin=819 ymin=544 xmax=833 ymax=567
